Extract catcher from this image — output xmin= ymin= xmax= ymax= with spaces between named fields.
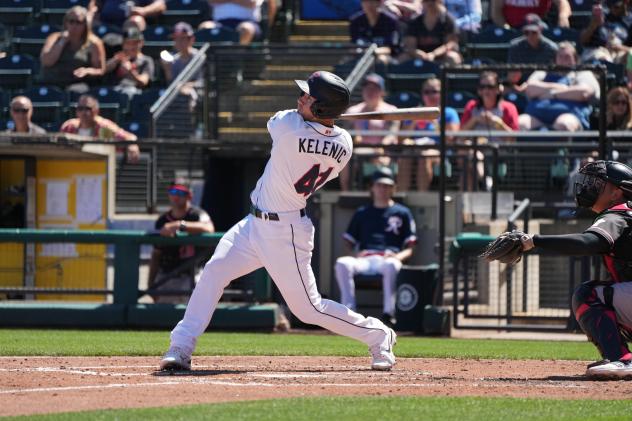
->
xmin=482 ymin=160 xmax=632 ymax=379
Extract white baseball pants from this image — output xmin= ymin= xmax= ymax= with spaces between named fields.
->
xmin=334 ymin=255 xmax=402 ymax=316
xmin=169 ymin=212 xmax=390 ymax=354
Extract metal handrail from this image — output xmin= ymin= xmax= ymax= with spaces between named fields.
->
xmin=150 ymin=43 xmax=211 ymax=137
xmin=344 ymin=43 xmax=376 ymax=92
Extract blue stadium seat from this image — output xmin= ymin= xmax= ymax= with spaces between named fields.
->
xmin=129 ymin=87 xmax=165 ymax=120
xmin=0 ymin=54 xmax=38 ymax=89
xmin=39 ymin=0 xmax=90 ymax=25
xmin=194 ymin=26 xmax=240 ymax=44
xmin=0 ymin=0 xmax=37 ymax=25
xmin=446 ymin=90 xmax=477 ymax=114
xmin=143 ymin=25 xmax=173 ymax=58
xmin=94 ymin=23 xmax=123 ymax=57
xmin=384 ymin=91 xmax=421 ymax=109
xmin=503 ymin=91 xmax=528 ymax=114
xmin=542 ymin=27 xmax=579 ymax=46
xmin=385 ymin=59 xmax=440 ymax=92
xmin=123 ymin=120 xmax=149 ymax=138
xmin=161 ymin=0 xmax=210 ymax=27
xmin=465 ymin=25 xmax=520 ymax=62
xmin=68 ymin=87 xmax=129 ymax=121
xmin=19 ymin=85 xmax=67 ymax=123
xmin=12 ymin=24 xmax=60 ymax=57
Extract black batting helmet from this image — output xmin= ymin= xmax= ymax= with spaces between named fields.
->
xmin=574 ymin=160 xmax=632 ymax=208
xmin=295 ymin=71 xmax=350 ymax=119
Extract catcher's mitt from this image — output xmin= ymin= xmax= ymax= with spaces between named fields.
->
xmin=479 ymin=230 xmax=532 ymax=265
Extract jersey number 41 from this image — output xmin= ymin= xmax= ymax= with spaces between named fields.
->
xmin=294 ymin=164 xmax=333 ymax=197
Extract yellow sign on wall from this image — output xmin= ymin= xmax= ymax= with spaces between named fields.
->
xmin=36 ymin=159 xmax=108 ymax=301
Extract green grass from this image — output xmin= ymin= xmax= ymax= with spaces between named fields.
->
xmin=6 ymin=396 xmax=632 ymax=421
xmin=0 ymin=329 xmax=601 ymax=361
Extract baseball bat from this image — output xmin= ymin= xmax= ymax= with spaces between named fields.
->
xmin=339 ymin=107 xmax=440 ymax=121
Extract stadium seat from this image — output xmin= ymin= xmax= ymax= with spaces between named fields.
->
xmin=384 ymin=91 xmax=421 ymax=109
xmin=0 ymin=0 xmax=37 ymax=25
xmin=94 ymin=23 xmax=123 ymax=57
xmin=194 ymin=26 xmax=240 ymax=44
xmin=19 ymin=85 xmax=67 ymax=123
xmin=0 ymin=54 xmax=38 ymax=89
xmin=586 ymin=59 xmax=626 ymax=88
xmin=465 ymin=25 xmax=519 ymax=62
xmin=503 ymin=91 xmax=528 ymax=114
xmin=542 ymin=27 xmax=579 ymax=46
xmin=446 ymin=90 xmax=476 ymax=114
xmin=12 ymin=24 xmax=60 ymax=57
xmin=39 ymin=0 xmax=90 ymax=25
xmin=568 ymin=0 xmax=593 ymax=30
xmin=143 ymin=25 xmax=173 ymax=59
xmin=123 ymin=120 xmax=149 ymax=138
xmin=161 ymin=0 xmax=210 ymax=27
xmin=385 ymin=59 xmax=440 ymax=92
xmin=41 ymin=120 xmax=61 ymax=132
xmin=69 ymin=87 xmax=129 ymax=121
xmin=130 ymin=87 xmax=166 ymax=119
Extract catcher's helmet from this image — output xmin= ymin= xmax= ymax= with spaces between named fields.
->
xmin=295 ymin=71 xmax=350 ymax=119
xmin=574 ymin=160 xmax=632 ymax=208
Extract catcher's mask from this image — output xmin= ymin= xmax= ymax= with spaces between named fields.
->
xmin=574 ymin=160 xmax=632 ymax=209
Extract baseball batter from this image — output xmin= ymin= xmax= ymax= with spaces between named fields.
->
xmin=161 ymin=71 xmax=396 ymax=371
xmin=483 ymin=160 xmax=632 ymax=379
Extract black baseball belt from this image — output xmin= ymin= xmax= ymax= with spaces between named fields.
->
xmin=250 ymin=205 xmax=305 ymax=221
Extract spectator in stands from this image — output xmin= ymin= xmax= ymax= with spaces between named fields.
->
xmin=519 ymin=42 xmax=600 ymax=132
xmin=461 ymin=71 xmax=519 ymax=134
xmin=160 ymin=22 xmax=202 ymax=111
xmin=334 ymin=167 xmax=417 ymax=327
xmin=104 ymin=28 xmax=154 ymax=99
xmin=490 ymin=0 xmax=571 ymax=29
xmin=90 ymin=0 xmax=165 ymax=27
xmin=607 ymin=86 xmax=632 ymax=130
xmin=40 ymin=6 xmax=106 ymax=92
xmin=61 ymin=94 xmax=140 ymax=162
xmin=6 ymin=96 xmax=46 ymax=135
xmin=398 ymin=77 xmax=460 ymax=190
xmin=506 ymin=14 xmax=558 ymax=90
xmin=148 ymin=183 xmax=215 ymax=304
xmin=444 ymin=0 xmax=482 ymax=32
xmin=202 ymin=0 xmax=276 ymax=45
xmin=349 ymin=0 xmax=404 ymax=63
xmin=340 ymin=73 xmax=399 ymax=191
xmin=580 ymin=0 xmax=632 ymax=63
xmin=383 ymin=0 xmax=423 ymax=22
xmin=399 ymin=0 xmax=462 ymax=65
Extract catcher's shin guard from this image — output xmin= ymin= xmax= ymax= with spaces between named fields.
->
xmin=572 ymin=282 xmax=631 ymax=361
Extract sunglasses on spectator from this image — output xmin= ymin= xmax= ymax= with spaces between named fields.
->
xmin=523 ymin=30 xmax=539 ymax=35
xmin=76 ymin=105 xmax=94 ymax=112
xmin=423 ymin=89 xmax=440 ymax=95
xmin=612 ymin=100 xmax=628 ymax=105
xmin=11 ymin=107 xmax=30 ymax=113
xmin=67 ymin=18 xmax=86 ymax=25
xmin=478 ymin=84 xmax=498 ymax=90
xmin=168 ymin=189 xmax=189 ymax=197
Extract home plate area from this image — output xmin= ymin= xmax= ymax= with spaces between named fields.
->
xmin=1 ymin=356 xmax=632 ymax=416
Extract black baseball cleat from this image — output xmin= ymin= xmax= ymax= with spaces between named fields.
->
xmin=381 ymin=313 xmax=396 ymax=328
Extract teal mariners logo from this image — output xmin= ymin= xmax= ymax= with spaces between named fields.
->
xmin=396 ymin=283 xmax=418 ymax=312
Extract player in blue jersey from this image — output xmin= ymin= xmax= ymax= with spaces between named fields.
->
xmin=334 ymin=167 xmax=417 ymax=326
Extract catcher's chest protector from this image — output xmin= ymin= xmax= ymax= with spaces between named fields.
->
xmin=598 ymin=203 xmax=632 ymax=280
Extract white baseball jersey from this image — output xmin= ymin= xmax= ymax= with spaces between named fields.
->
xmin=250 ymin=109 xmax=353 ymax=212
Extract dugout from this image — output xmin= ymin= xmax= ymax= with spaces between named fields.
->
xmin=0 ymin=134 xmax=114 ymax=302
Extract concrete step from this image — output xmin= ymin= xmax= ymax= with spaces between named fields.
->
xmin=238 ymin=95 xmax=296 ymax=112
xmin=259 ymin=64 xmax=333 ymax=80
xmin=288 ymin=34 xmax=351 ymax=44
xmin=218 ymin=127 xmax=270 ymax=143
xmin=292 ymin=20 xmax=349 ymax=36
xmin=218 ymin=111 xmax=274 ymax=127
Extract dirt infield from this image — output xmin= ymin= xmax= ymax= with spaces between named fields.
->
xmin=1 ymin=355 xmax=630 ymax=416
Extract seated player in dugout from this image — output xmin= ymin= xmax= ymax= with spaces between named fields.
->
xmin=483 ymin=160 xmax=632 ymax=379
xmin=335 ymin=167 xmax=417 ymax=327
xmin=147 ymin=183 xmax=215 ymax=304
